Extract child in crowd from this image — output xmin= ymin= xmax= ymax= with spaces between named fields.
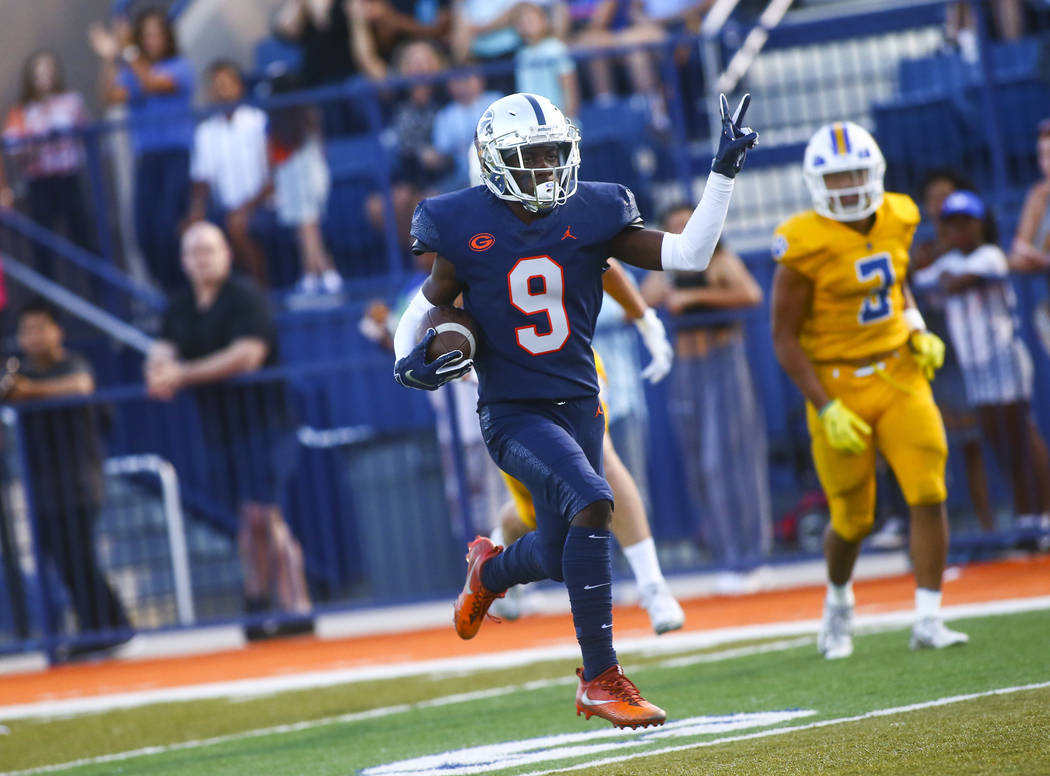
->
xmin=514 ymin=2 xmax=580 ymax=119
xmin=266 ymin=70 xmax=343 ymax=295
xmin=913 ymin=190 xmax=1050 ymax=532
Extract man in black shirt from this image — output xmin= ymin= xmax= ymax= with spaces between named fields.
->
xmin=273 ymin=0 xmax=359 ymax=87
xmin=145 ymin=222 xmax=312 ymax=638
xmin=5 ymin=300 xmax=131 ymax=655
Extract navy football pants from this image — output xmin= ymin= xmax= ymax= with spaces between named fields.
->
xmin=477 ymin=396 xmax=613 ymax=585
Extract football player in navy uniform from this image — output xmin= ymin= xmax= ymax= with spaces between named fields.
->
xmin=393 ymin=91 xmax=757 ymax=728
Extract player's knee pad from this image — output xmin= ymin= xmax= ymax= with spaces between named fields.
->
xmin=830 ymin=507 xmax=874 ymax=544
xmin=901 ymin=448 xmax=948 ymax=506
xmin=906 ymin=476 xmax=948 ymax=508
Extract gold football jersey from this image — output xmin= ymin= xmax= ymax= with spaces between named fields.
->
xmin=773 ymin=192 xmax=920 ymax=362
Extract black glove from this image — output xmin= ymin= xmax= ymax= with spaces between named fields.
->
xmin=394 ymin=328 xmax=474 ymax=391
xmin=711 ymin=92 xmax=759 ymax=178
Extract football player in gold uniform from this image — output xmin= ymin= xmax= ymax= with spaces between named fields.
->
xmin=770 ymin=122 xmax=968 ymax=658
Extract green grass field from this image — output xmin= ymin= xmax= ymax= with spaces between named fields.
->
xmin=4 ymin=608 xmax=1049 ymax=776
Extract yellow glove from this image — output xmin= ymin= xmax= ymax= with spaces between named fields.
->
xmin=819 ymin=399 xmax=871 ymax=454
xmin=910 ymin=330 xmax=945 ymax=381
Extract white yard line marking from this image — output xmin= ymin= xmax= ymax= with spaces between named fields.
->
xmin=361 ymin=711 xmax=821 ymax=776
xmin=3 ymin=595 xmax=1047 ymax=722
xmin=519 ymin=681 xmax=1050 ymax=776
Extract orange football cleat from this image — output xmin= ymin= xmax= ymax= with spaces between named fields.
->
xmin=575 ymin=664 xmax=667 ymax=728
xmin=453 ymin=536 xmax=505 ymax=639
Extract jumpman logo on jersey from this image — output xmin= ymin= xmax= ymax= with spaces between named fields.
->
xmin=562 ymin=225 xmax=577 ymax=241
xmin=595 ymin=402 xmax=604 ymax=418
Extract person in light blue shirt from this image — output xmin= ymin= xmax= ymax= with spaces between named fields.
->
xmin=514 ymin=2 xmax=580 ymax=119
xmin=93 ymin=8 xmax=194 ymax=292
xmin=429 ymin=70 xmax=500 ymax=192
xmin=452 ymin=0 xmax=522 ymax=62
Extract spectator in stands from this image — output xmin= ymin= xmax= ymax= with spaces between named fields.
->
xmin=641 ymin=204 xmax=771 ymax=581
xmin=273 ymin=0 xmax=359 ymax=87
xmin=265 ymin=70 xmax=343 ymax=294
xmin=514 ymin=2 xmax=580 ymax=119
xmin=145 ymin=222 xmax=314 ymax=640
xmin=0 ymin=269 xmax=23 ymax=639
xmin=570 ymin=0 xmax=671 ymax=131
xmin=1009 ymin=117 xmax=1050 ymax=357
xmin=429 ymin=68 xmax=501 ymax=192
xmin=91 ymin=8 xmax=194 ymax=293
xmin=914 ymin=191 xmax=1050 ymax=533
xmin=912 ymin=169 xmax=993 ymax=532
xmin=0 ymin=51 xmax=94 ymax=280
xmin=387 ymin=40 xmax=447 ymax=189
xmin=450 ymin=0 xmax=523 ymax=65
xmin=366 ymin=40 xmax=447 ymax=256
xmin=640 ymin=0 xmax=712 ymax=30
xmin=4 ymin=299 xmax=132 ymax=659
xmin=347 ymin=0 xmax=452 ymax=79
xmin=185 ymin=61 xmax=272 ymax=288
xmin=944 ymin=0 xmax=1024 ymax=62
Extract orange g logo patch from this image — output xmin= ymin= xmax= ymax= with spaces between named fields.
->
xmin=469 ymin=232 xmax=495 ymax=252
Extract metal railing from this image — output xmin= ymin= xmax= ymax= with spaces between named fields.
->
xmin=102 ymin=454 xmax=194 ymax=625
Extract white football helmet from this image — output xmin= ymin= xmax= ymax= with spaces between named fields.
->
xmin=475 ymin=93 xmax=581 ymax=212
xmin=803 ymin=121 xmax=886 ymax=221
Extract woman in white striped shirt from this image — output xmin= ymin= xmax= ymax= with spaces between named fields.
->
xmin=914 ymin=190 xmax=1050 ymax=531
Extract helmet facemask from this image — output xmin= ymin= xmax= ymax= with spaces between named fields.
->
xmin=499 ymin=140 xmax=578 ymax=212
xmin=802 ymin=122 xmax=886 ymax=223
xmin=806 ymin=164 xmax=886 ymax=221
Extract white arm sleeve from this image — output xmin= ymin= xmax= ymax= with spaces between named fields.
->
xmin=660 ymin=171 xmax=735 ymax=272
xmin=393 ymin=288 xmax=436 ymax=361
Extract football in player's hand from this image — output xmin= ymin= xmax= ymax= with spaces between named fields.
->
xmin=418 ymin=306 xmax=480 ymax=364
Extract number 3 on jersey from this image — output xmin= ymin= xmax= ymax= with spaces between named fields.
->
xmin=855 ymin=253 xmax=895 ymax=325
xmin=507 ymin=255 xmax=570 ymax=354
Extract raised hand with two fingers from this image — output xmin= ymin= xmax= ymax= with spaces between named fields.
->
xmin=712 ymin=92 xmax=760 ymax=178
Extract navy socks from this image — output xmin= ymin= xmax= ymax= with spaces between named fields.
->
xmin=563 ymin=525 xmax=617 ymax=680
xmin=479 ymin=525 xmax=618 ymax=681
xmin=481 ymin=531 xmax=546 ymax=592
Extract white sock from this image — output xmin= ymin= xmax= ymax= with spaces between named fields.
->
xmin=915 ymin=587 xmax=941 ymax=619
xmin=826 ymin=581 xmax=854 ymax=608
xmin=623 ymin=537 xmax=664 ymax=590
xmin=490 ymin=525 xmax=505 ymax=548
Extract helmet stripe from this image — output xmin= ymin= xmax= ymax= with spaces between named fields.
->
xmin=829 ymin=123 xmax=852 ymax=155
xmin=523 ymin=93 xmax=546 ymax=125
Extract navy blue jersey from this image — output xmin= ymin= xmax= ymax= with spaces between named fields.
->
xmin=411 ymin=183 xmax=642 ymax=404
